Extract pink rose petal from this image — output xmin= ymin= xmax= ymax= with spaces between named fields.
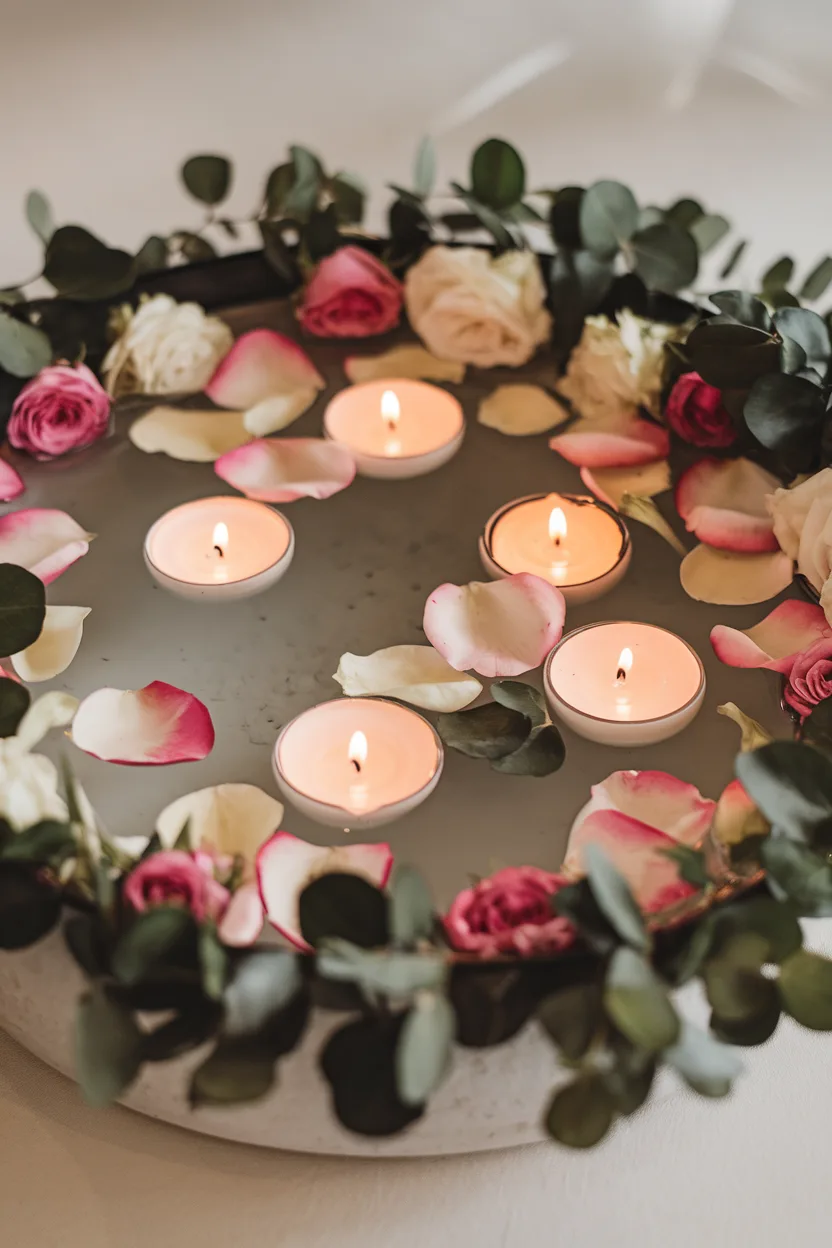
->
xmin=710 ymin=600 xmax=831 ymax=672
xmin=567 ymin=769 xmax=716 ymax=860
xmin=257 ymin=831 xmax=393 ymax=952
xmin=71 ymin=681 xmax=214 ymax=765
xmin=205 ymin=329 xmax=325 ymax=410
xmin=0 ymin=460 xmax=24 ymax=501
xmin=674 ymin=458 xmax=780 ymax=553
xmin=214 ymin=437 xmax=356 ymax=503
xmin=0 ymin=508 xmax=93 ymax=584
xmin=680 ymin=544 xmax=793 ymax=605
xmin=565 ymin=808 xmax=699 ymax=913
xmin=217 ymin=883 xmax=265 ymax=947
xmin=550 ymin=419 xmax=669 ymax=468
xmin=423 ymin=573 xmax=566 ymax=678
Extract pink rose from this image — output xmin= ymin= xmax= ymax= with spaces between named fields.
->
xmin=443 ymin=866 xmax=576 ymax=958
xmin=123 ymin=850 xmax=229 ymax=923
xmin=297 ymin=246 xmax=403 ymax=338
xmin=665 ymin=371 xmax=736 ymax=449
xmin=784 ymin=636 xmax=832 ymax=718
xmin=8 ymin=363 xmax=111 ymax=461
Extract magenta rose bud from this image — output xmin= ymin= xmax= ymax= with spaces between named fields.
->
xmin=8 ymin=363 xmax=111 ymax=461
xmin=665 ymin=371 xmax=736 ymax=449
xmin=443 ymin=865 xmax=576 ymax=958
xmin=783 ymin=637 xmax=832 ymax=719
xmin=123 ymin=850 xmax=229 ymax=923
xmin=297 ymin=245 xmax=403 ymax=338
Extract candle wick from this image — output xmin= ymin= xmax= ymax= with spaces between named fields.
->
xmin=385 ymin=419 xmax=397 ymax=433
xmin=616 ymin=667 xmax=627 ymax=683
xmin=351 ymin=758 xmax=362 ymax=774
xmin=553 ymin=536 xmax=561 ymax=548
xmin=214 ymin=545 xmax=224 ymax=558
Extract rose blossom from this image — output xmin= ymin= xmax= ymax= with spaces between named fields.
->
xmin=767 ymin=468 xmax=832 ymax=625
xmin=102 ymin=294 xmax=233 ymax=397
xmin=297 ymin=245 xmax=403 ymax=338
xmin=404 ymin=245 xmax=551 ymax=368
xmin=665 ymin=371 xmax=736 ymax=448
xmin=443 ymin=865 xmax=576 ymax=958
xmin=123 ymin=849 xmax=229 ymax=922
xmin=559 ymin=309 xmax=684 ymax=422
xmin=8 ymin=364 xmax=110 ymax=460
xmin=783 ymin=636 xmax=832 ymax=718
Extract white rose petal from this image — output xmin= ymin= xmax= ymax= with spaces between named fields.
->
xmin=559 ymin=310 xmax=685 ymax=423
xmin=11 ymin=605 xmax=91 ymax=683
xmin=103 ymin=294 xmax=234 ymax=397
xmin=334 ymin=645 xmax=482 ymax=712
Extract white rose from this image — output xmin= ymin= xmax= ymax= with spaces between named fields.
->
xmin=103 ymin=294 xmax=233 ymax=397
xmin=559 ymin=309 xmax=682 ymax=422
xmin=404 ymin=245 xmax=551 ymax=368
xmin=0 ymin=691 xmax=78 ymax=831
xmin=768 ymin=468 xmax=832 ymax=622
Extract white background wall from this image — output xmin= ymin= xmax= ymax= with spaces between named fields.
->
xmin=2 ymin=2 xmax=832 ymax=1244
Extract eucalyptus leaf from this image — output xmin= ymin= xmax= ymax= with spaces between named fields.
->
xmin=490 ymin=724 xmax=565 ymax=777
xmin=665 ymin=197 xmax=703 ymax=228
xmin=660 ymin=845 xmax=709 ymax=889
xmin=800 ymin=699 xmax=832 ymax=758
xmin=436 ymin=701 xmax=530 ymax=760
xmin=317 ymin=941 xmax=447 ymax=998
xmin=321 ymin=1014 xmax=423 ymax=1136
xmin=143 ymin=1005 xmax=220 ymax=1062
xmin=0 ymin=289 xmax=24 ymax=306
xmin=181 ymin=154 xmax=232 ymax=206
xmin=111 ymin=905 xmax=194 ymax=985
xmin=0 ymin=861 xmax=61 ymax=948
xmin=395 ymin=993 xmax=455 ymax=1105
xmin=549 ymin=186 xmax=584 ymax=249
xmin=690 ymin=213 xmax=730 ymax=254
xmin=537 ymin=984 xmax=602 ymax=1060
xmin=709 ymin=290 xmax=772 ymax=330
xmin=177 ymin=232 xmax=217 ymax=263
xmin=190 ymin=1036 xmax=277 ymax=1107
xmin=449 ymin=183 xmax=515 ymax=250
xmin=0 ymin=677 xmax=30 ymax=738
xmin=223 ymin=948 xmax=302 ymax=1037
xmin=761 ymin=836 xmax=832 ymax=916
xmin=604 ymin=947 xmax=679 ymax=1051
xmin=800 ymin=255 xmax=832 ymax=302
xmin=717 ymin=895 xmax=803 ymax=962
xmin=711 ymin=1001 xmax=780 ymax=1047
xmin=198 ymin=922 xmax=228 ymax=1001
xmin=773 ymin=306 xmax=831 ymax=364
xmin=720 ymin=239 xmax=748 ymax=280
xmin=778 ymin=949 xmax=832 ymax=1029
xmin=298 ymin=872 xmax=389 ymax=949
xmin=629 ymin=221 xmax=698 ymax=293
xmin=264 ymin=163 xmax=295 ymax=217
xmin=584 ymin=845 xmax=649 ymax=952
xmin=761 ymin=255 xmax=794 ymax=295
xmin=703 ymin=931 xmax=775 ymax=1023
xmin=744 ymin=373 xmax=825 ymax=467
xmin=284 ymin=145 xmax=324 ymax=220
xmin=780 ymin=335 xmax=807 ymax=375
xmin=580 ymin=180 xmax=639 ymax=257
xmin=665 ymin=1020 xmax=743 ymax=1097
xmin=329 ymin=175 xmax=365 ymax=225
xmin=735 ymin=740 xmax=832 ymax=844
xmin=490 ymin=680 xmax=546 ymax=726
xmin=25 ymin=189 xmax=53 ymax=244
xmin=258 ymin=219 xmax=302 ymax=287
xmin=413 ymin=136 xmax=437 ymax=199
xmin=0 ymin=563 xmax=46 ymax=654
xmin=686 ymin=321 xmax=778 ymax=390
xmin=0 ymin=819 xmax=72 ymax=863
xmin=44 ymin=225 xmax=135 ymax=300
xmin=75 ymin=986 xmax=143 ymax=1107
xmin=470 ymin=138 xmax=525 ymax=210
xmin=134 ymin=234 xmax=168 ymax=274
xmin=389 ymin=866 xmax=435 ymax=947
xmin=0 ymin=312 xmax=52 ymax=378
xmin=545 ymin=1074 xmax=615 ymax=1148
xmin=304 ymin=204 xmax=340 ymax=260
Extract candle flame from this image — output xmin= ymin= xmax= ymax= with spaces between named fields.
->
xmin=548 ymin=506 xmax=567 ymax=544
xmin=616 ymin=647 xmax=633 ymax=683
xmin=381 ymin=389 xmax=400 ymax=430
xmin=348 ymin=730 xmax=368 ymax=773
xmin=212 ymin=521 xmax=229 ymax=556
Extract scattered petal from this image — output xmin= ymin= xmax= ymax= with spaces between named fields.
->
xmin=0 ymin=508 xmax=93 ymax=584
xmin=713 ymin=779 xmax=767 ymax=846
xmin=424 ymin=573 xmax=566 ymax=678
xmin=257 ymin=831 xmax=393 ymax=951
xmin=16 ymin=690 xmax=79 ymax=752
xmin=680 ymin=545 xmax=793 ymax=605
xmin=205 ymin=328 xmax=324 ymax=409
xmin=675 ymin=458 xmax=781 ymax=553
xmin=478 ymin=385 xmax=570 ymax=437
xmin=217 ymin=883 xmax=265 ymax=947
xmin=580 ymin=459 xmax=671 ymax=509
xmin=243 ymin=388 xmax=320 ymax=436
xmin=717 ymin=702 xmax=773 ymax=751
xmin=129 ymin=406 xmax=250 ymax=462
xmin=334 ymin=645 xmax=482 ymax=712
xmin=619 ymin=493 xmax=686 ymax=556
xmin=156 ymin=783 xmax=284 ymax=868
xmin=710 ymin=600 xmax=830 ymax=672
xmin=550 ymin=418 xmax=669 ymax=468
xmin=344 ymin=345 xmax=465 ymax=384
xmin=10 ymin=605 xmax=90 ymax=683
xmin=0 ymin=460 xmax=24 ymax=501
xmin=214 ymin=437 xmax=356 ymax=503
xmin=566 ymin=809 xmax=698 ymax=913
xmin=71 ymin=681 xmax=214 ymax=765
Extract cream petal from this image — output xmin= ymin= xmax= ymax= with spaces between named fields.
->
xmin=128 ymin=406 xmax=251 ymax=462
xmin=344 ymin=346 xmax=465 ymax=384
xmin=675 ymin=458 xmax=780 ymax=553
xmin=710 ymin=600 xmax=830 ymax=672
xmin=680 ymin=545 xmax=793 ymax=605
xmin=478 ymin=385 xmax=570 ymax=437
xmin=16 ymin=690 xmax=79 ymax=751
xmin=214 ymin=437 xmax=356 ymax=503
xmin=243 ymin=387 xmax=320 ymax=436
xmin=580 ymin=460 xmax=671 ymax=509
xmin=71 ymin=681 xmax=214 ymax=765
xmin=156 ymin=783 xmax=284 ymax=868
xmin=11 ymin=606 xmax=90 ymax=683
xmin=334 ymin=645 xmax=482 ymax=712
xmin=205 ymin=329 xmax=324 ymax=409
xmin=712 ymin=778 xmax=767 ymax=846
xmin=257 ymin=832 xmax=393 ymax=951
xmin=0 ymin=508 xmax=93 ymax=584
xmin=717 ymin=702 xmax=773 ymax=751
xmin=423 ymin=573 xmax=566 ymax=678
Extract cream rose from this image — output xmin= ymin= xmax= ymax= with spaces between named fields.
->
xmin=559 ymin=309 xmax=682 ymax=422
xmin=768 ymin=469 xmax=832 ymax=623
xmin=404 ymin=245 xmax=551 ymax=368
xmin=0 ymin=692 xmax=78 ymax=831
xmin=103 ymin=294 xmax=233 ymax=397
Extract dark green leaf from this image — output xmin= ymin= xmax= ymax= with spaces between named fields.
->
xmin=545 ymin=1074 xmax=615 ymax=1148
xmin=657 ymin=913 xmax=718 ymax=986
xmin=580 ymin=180 xmax=639 ymax=257
xmin=780 ymin=335 xmax=807 ymax=374
xmin=258 ymin=219 xmax=301 ymax=287
xmin=800 ymin=699 xmax=832 ymax=758
xmin=448 ymin=183 xmax=515 ymax=250
xmin=553 ymin=878 xmax=618 ymax=955
xmin=665 ymin=197 xmax=703 ymax=228
xmin=25 ymin=190 xmax=53 ymax=244
xmin=1 ymin=819 xmax=72 ymax=863
xmin=180 ymin=154 xmax=232 ymax=206
xmin=395 ymin=993 xmax=454 ymax=1105
xmin=0 ymin=289 xmax=24 ymax=306
xmin=537 ymin=984 xmax=602 ymax=1060
xmin=75 ymin=987 xmax=143 ymax=1106
xmin=686 ymin=321 xmax=779 ymax=389
xmin=450 ymin=964 xmax=544 ymax=1047
xmin=709 ymin=290 xmax=772 ymax=330
xmin=720 ymin=240 xmax=748 ymax=280
xmin=762 ymin=836 xmax=832 ymax=916
xmin=304 ymin=204 xmax=340 ymax=261
xmin=549 ymin=249 xmax=615 ymax=354
xmin=389 ymin=866 xmax=435 ymax=946
xmin=413 ymin=135 xmax=436 ymax=199
xmin=317 ymin=941 xmax=446 ymax=997
xmin=329 ymin=175 xmax=365 ymax=225
xmin=387 ymin=196 xmax=432 ymax=259
xmin=190 ymin=1036 xmax=277 ymax=1107
xmin=64 ymin=913 xmax=110 ymax=979
xmin=603 ymin=1036 xmax=655 ymax=1114
xmin=773 ymin=306 xmax=831 ymax=364
xmin=768 ymin=288 xmax=800 ymax=310
xmin=0 ymin=861 xmax=61 ymax=948
xmin=800 ymin=256 xmax=832 ymax=302
xmin=549 ymin=186 xmax=584 ymax=249
xmin=0 ymin=312 xmax=52 ymax=377
xmin=223 ymin=948 xmax=302 ymax=1037
xmin=690 ymin=213 xmax=730 ymax=254
xmin=711 ymin=1000 xmax=780 ymax=1046
xmin=638 ymin=206 xmax=665 ymax=230
xmin=198 ymin=922 xmax=227 ymax=1001
xmin=436 ymin=702 xmax=530 ymax=760
xmin=134 ymin=234 xmax=168 ymax=274
xmin=439 ymin=212 xmax=482 ymax=233
xmin=143 ymin=1004 xmax=220 ymax=1062
xmin=320 ymin=1014 xmax=423 ymax=1136
xmin=744 ymin=372 xmax=825 ymax=466
xmin=736 ymin=741 xmax=832 ymax=843
xmin=0 ymin=563 xmax=46 ymax=655
xmin=703 ymin=931 xmax=776 ymax=1023
xmin=0 ymin=678 xmax=30 ymax=737
xmin=491 ymin=724 xmax=566 ymax=777
xmin=604 ymin=947 xmax=679 ymax=1050
xmin=298 ymin=872 xmax=388 ymax=949
xmin=284 ymin=145 xmax=324 ymax=221
xmin=584 ymin=845 xmax=649 ymax=952
xmin=778 ymin=949 xmax=832 ymax=1029
xmin=264 ymin=163 xmax=295 ymax=217
xmin=629 ymin=221 xmax=698 ymax=293
xmin=660 ymin=844 xmax=709 ymax=889
xmin=111 ymin=906 xmax=194 ymax=985
xmin=665 ymin=1020 xmax=743 ymax=1096
xmin=44 ymin=225 xmax=135 ymax=300
xmin=178 ymin=232 xmax=217 ymax=262
xmin=717 ymin=895 xmax=803 ymax=962
xmin=490 ymin=680 xmax=546 ymax=727
xmin=470 ymin=138 xmax=525 ymax=210
xmin=761 ymin=255 xmax=794 ymax=294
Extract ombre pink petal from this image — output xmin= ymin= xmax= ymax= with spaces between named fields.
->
xmin=257 ymin=831 xmax=393 ymax=952
xmin=710 ymin=600 xmax=831 ymax=672
xmin=205 ymin=329 xmax=325 ymax=409
xmin=550 ymin=419 xmax=669 ymax=468
xmin=423 ymin=574 xmax=566 ymax=678
xmin=674 ymin=458 xmax=780 ymax=553
xmin=713 ymin=779 xmax=762 ymax=846
xmin=71 ymin=681 xmax=214 ymax=765
xmin=566 ymin=809 xmax=699 ymax=913
xmin=214 ymin=437 xmax=356 ymax=503
xmin=0 ymin=508 xmax=93 ymax=583
xmin=0 ymin=460 xmax=24 ymax=501
xmin=218 ymin=883 xmax=265 ymax=948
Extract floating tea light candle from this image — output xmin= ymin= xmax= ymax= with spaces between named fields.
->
xmin=323 ymin=378 xmax=464 ymax=478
